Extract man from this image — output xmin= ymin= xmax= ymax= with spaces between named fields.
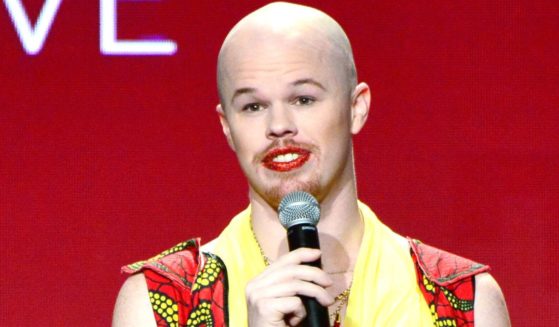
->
xmin=113 ymin=2 xmax=510 ymax=326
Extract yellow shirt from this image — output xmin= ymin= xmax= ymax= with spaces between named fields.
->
xmin=212 ymin=201 xmax=433 ymax=326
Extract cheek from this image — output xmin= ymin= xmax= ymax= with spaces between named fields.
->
xmin=312 ymin=110 xmax=351 ymax=140
xmin=307 ymin=111 xmax=352 ymax=159
xmin=229 ymin=123 xmax=263 ymax=158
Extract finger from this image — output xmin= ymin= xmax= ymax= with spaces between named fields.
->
xmin=248 ymin=296 xmax=305 ymax=326
xmin=282 ymin=297 xmax=306 ymax=326
xmin=287 ymin=313 xmax=305 ymax=327
xmin=272 ymin=248 xmax=322 ymax=267
xmin=276 ymin=297 xmax=306 ymax=326
xmin=252 ymin=280 xmax=335 ymax=306
xmin=253 ymin=264 xmax=333 ymax=288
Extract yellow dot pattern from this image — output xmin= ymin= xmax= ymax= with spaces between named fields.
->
xmin=127 ymin=240 xmax=194 ymax=271
xmin=154 ymin=241 xmax=192 ymax=259
xmin=430 ymin=303 xmax=438 ymax=321
xmin=423 ymin=274 xmax=436 ymax=293
xmin=192 ymin=256 xmax=221 ymax=291
xmin=429 ymin=304 xmax=458 ymax=326
xmin=435 ymin=318 xmax=457 ymax=326
xmin=441 ymin=287 xmax=474 ymax=311
xmin=148 ymin=291 xmax=180 ymax=327
xmin=186 ymin=301 xmax=213 ymax=327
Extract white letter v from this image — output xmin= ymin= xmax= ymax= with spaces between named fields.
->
xmin=4 ymin=0 xmax=63 ymax=55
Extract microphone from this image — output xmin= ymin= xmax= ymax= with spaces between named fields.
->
xmin=278 ymin=191 xmax=330 ymax=327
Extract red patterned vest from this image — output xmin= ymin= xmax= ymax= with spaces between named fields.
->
xmin=122 ymin=238 xmax=489 ymax=327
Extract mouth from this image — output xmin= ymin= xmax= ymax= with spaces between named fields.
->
xmin=262 ymin=146 xmax=311 ymax=172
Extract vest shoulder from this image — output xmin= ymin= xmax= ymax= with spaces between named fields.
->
xmin=408 ymin=238 xmax=490 ymax=287
xmin=120 ymin=239 xmax=229 ymax=326
xmin=121 ymin=238 xmax=208 ymax=286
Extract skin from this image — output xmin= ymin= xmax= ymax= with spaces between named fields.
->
xmin=215 ymin=5 xmax=369 ymax=325
xmin=113 ymin=2 xmax=510 ymax=326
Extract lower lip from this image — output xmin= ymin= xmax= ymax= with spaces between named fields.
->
xmin=263 ymin=152 xmax=310 ymax=172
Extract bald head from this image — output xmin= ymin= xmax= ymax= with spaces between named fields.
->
xmin=217 ymin=2 xmax=357 ymax=107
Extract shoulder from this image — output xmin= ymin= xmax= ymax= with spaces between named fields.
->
xmin=114 ymin=239 xmax=203 ymax=327
xmin=122 ymin=239 xmax=201 ymax=276
xmin=474 ymin=273 xmax=511 ymax=326
xmin=408 ymin=239 xmax=510 ymax=326
xmin=113 ymin=273 xmax=156 ymax=327
xmin=409 ymin=238 xmax=489 ymax=286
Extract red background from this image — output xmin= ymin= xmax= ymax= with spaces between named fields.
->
xmin=1 ymin=1 xmax=558 ymax=325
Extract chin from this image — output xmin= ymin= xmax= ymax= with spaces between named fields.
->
xmin=260 ymin=178 xmax=321 ymax=210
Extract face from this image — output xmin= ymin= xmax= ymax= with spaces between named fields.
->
xmin=218 ymin=34 xmax=369 ymax=208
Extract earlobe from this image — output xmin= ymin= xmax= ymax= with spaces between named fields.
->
xmin=216 ymin=104 xmax=236 ymax=151
xmin=350 ymin=82 xmax=371 ymax=135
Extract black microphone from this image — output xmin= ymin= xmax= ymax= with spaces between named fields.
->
xmin=278 ymin=191 xmax=330 ymax=327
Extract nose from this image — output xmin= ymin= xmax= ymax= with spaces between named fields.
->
xmin=266 ymin=104 xmax=297 ymax=140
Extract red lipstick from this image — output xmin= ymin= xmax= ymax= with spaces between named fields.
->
xmin=262 ymin=146 xmax=311 ymax=172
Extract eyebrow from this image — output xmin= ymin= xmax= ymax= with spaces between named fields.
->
xmin=231 ymin=87 xmax=256 ymax=105
xmin=230 ymin=78 xmax=327 ymax=105
xmin=291 ymin=78 xmax=327 ymax=91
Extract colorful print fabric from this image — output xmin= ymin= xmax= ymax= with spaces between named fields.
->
xmin=410 ymin=239 xmax=490 ymax=326
xmin=122 ymin=239 xmax=228 ymax=326
xmin=122 ymin=238 xmax=488 ymax=327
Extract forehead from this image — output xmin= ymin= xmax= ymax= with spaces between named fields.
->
xmin=220 ymin=34 xmax=342 ymax=97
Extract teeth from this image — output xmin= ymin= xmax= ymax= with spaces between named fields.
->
xmin=273 ymin=153 xmax=300 ymax=163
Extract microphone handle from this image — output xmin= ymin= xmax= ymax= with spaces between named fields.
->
xmin=287 ymin=224 xmax=330 ymax=327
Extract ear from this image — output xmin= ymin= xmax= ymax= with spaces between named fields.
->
xmin=350 ymin=82 xmax=371 ymax=135
xmin=216 ymin=104 xmax=236 ymax=151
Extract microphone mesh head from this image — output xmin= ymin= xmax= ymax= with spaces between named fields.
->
xmin=278 ymin=191 xmax=320 ymax=229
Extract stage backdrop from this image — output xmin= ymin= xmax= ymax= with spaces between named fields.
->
xmin=1 ymin=0 xmax=558 ymax=325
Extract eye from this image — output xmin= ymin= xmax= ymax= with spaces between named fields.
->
xmin=294 ymin=96 xmax=315 ymax=106
xmin=242 ymin=103 xmax=264 ymax=112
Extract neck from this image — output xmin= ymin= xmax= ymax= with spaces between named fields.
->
xmin=249 ymin=178 xmax=363 ymax=274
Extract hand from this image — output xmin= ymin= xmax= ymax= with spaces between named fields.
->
xmin=245 ymin=248 xmax=334 ymax=327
